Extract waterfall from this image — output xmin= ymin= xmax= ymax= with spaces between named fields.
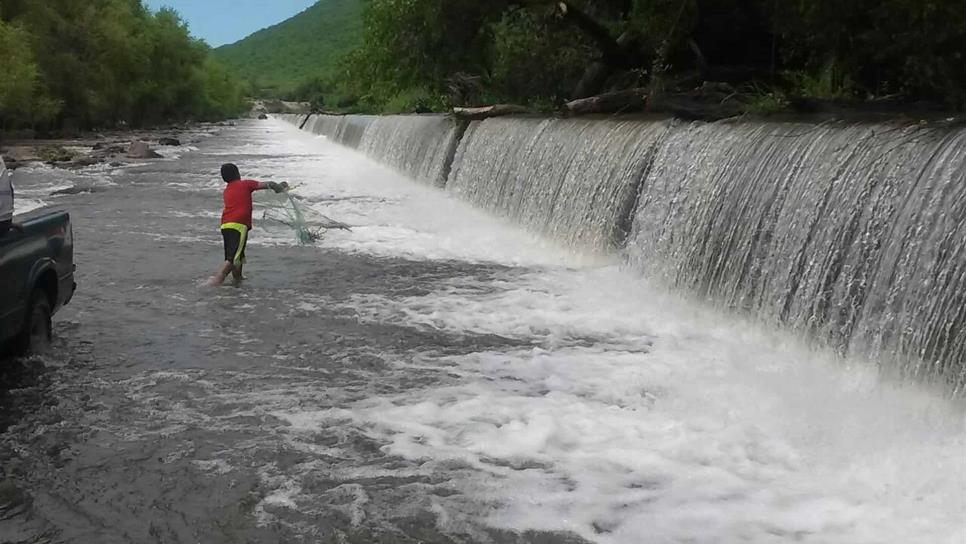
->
xmin=448 ymin=117 xmax=670 ymax=251
xmin=357 ymin=115 xmax=466 ymax=187
xmin=302 ymin=114 xmax=375 ymax=148
xmin=626 ymin=121 xmax=966 ymax=392
xmin=281 ymin=112 xmax=966 ymax=393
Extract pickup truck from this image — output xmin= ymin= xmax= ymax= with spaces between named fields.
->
xmin=0 ymin=157 xmax=76 ymax=355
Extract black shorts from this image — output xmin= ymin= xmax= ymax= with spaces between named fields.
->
xmin=221 ymin=223 xmax=249 ymax=265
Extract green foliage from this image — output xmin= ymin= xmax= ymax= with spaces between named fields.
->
xmin=786 ymin=62 xmax=855 ymax=101
xmin=336 ymin=0 xmax=506 ymax=110
xmin=36 ymin=146 xmax=75 ymax=163
xmin=381 ymin=87 xmax=445 ymax=114
xmin=213 ymin=0 xmax=363 ymax=98
xmin=0 ymin=19 xmax=46 ymax=126
xmin=744 ymin=89 xmax=789 ymax=116
xmin=772 ymin=0 xmax=966 ymax=106
xmin=489 ymin=10 xmax=594 ymax=106
xmin=197 ymin=57 xmax=248 ymax=121
xmin=324 ymin=0 xmax=966 ymax=112
xmin=0 ymin=0 xmax=246 ymax=129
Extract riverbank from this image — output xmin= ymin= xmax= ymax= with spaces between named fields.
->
xmin=0 ymin=122 xmax=242 ymax=172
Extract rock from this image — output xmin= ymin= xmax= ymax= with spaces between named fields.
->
xmin=0 ymin=478 xmax=27 ymax=510
xmin=92 ymin=141 xmax=124 ymax=151
xmin=127 ymin=141 xmax=162 ymax=159
xmin=258 ymin=113 xmax=269 ymax=120
xmin=158 ymin=137 xmax=181 ymax=146
xmin=69 ymin=157 xmax=102 ymax=168
xmin=38 ymin=146 xmax=75 ymax=163
xmin=51 ymin=185 xmax=99 ymax=196
xmin=109 ymin=161 xmax=123 ymax=167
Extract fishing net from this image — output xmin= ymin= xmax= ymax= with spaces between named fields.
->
xmin=260 ymin=191 xmax=351 ymax=245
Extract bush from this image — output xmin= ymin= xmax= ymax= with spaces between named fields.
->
xmin=381 ymin=87 xmax=445 ymax=114
xmin=489 ymin=10 xmax=593 ymax=105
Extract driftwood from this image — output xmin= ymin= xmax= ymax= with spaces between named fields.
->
xmin=452 ymin=104 xmax=529 ymax=120
xmin=564 ymin=88 xmax=648 ymax=116
xmin=646 ymin=91 xmax=745 ymax=121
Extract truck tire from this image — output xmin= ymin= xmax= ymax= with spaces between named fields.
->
xmin=15 ymin=290 xmax=52 ymax=356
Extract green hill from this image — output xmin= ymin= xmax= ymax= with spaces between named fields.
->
xmin=214 ymin=0 xmax=362 ymax=97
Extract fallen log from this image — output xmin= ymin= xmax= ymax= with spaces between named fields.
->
xmin=646 ymin=91 xmax=745 ymax=121
xmin=452 ymin=104 xmax=529 ymax=120
xmin=564 ymin=88 xmax=648 ymax=116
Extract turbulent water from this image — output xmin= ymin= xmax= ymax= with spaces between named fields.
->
xmin=302 ymin=114 xmax=375 ymax=148
xmin=284 ymin=113 xmax=966 ymax=392
xmin=627 ymin=121 xmax=966 ymax=391
xmin=1 ymin=119 xmax=963 ymax=543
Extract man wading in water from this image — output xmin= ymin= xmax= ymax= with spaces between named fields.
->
xmin=208 ymin=163 xmax=288 ymax=286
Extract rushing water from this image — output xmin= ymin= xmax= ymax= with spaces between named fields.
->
xmin=358 ymin=115 xmax=465 ymax=187
xmin=627 ymin=121 xmax=966 ymax=392
xmin=286 ymin=119 xmax=962 ymax=541
xmin=301 ymin=113 xmax=375 ymax=148
xmin=448 ymin=118 xmax=670 ymax=251
xmin=282 ymin=113 xmax=966 ymax=392
xmin=3 ymin=118 xmax=957 ymax=542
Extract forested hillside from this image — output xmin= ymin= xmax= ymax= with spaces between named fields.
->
xmin=214 ymin=0 xmax=363 ymax=98
xmin=0 ymin=0 xmax=246 ymax=131
xmin=330 ymin=0 xmax=966 ymax=114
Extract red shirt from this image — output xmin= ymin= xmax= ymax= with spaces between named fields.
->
xmin=221 ymin=179 xmax=260 ymax=228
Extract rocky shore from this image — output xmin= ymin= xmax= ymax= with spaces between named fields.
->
xmin=0 ymin=122 xmax=240 ymax=172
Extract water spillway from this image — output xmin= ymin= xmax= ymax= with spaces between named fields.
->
xmin=626 ymin=121 xmax=966 ymax=392
xmin=302 ymin=113 xmax=375 ymax=148
xmin=358 ymin=115 xmax=465 ymax=187
xmin=448 ymin=117 xmax=670 ymax=250
xmin=277 ymin=113 xmax=966 ymax=393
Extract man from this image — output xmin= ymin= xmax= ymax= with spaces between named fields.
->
xmin=208 ymin=163 xmax=287 ymax=286
xmin=0 ymin=157 xmax=13 ymax=237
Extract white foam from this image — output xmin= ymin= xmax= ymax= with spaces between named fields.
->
xmin=14 ymin=197 xmax=46 ymax=215
xmin=223 ymin=120 xmax=966 ymax=542
xmin=311 ymin=267 xmax=965 ymax=544
xmin=257 ymin=120 xmax=606 ymax=267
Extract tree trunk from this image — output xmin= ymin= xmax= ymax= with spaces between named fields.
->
xmin=452 ymin=104 xmax=530 ymax=120
xmin=572 ymin=62 xmax=616 ymax=99
xmin=564 ymin=88 xmax=648 ymax=116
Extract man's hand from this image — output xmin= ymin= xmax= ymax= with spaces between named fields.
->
xmin=267 ymin=181 xmax=289 ymax=193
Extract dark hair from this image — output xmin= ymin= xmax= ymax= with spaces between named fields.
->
xmin=221 ymin=163 xmax=241 ymax=182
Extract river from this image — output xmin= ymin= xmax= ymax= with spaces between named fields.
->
xmin=1 ymin=119 xmax=963 ymax=543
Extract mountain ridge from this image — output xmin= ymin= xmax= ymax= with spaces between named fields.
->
xmin=213 ymin=0 xmax=362 ymax=97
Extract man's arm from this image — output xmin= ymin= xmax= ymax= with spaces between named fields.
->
xmin=254 ymin=181 xmax=289 ymax=193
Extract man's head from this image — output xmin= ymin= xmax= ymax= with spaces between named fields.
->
xmin=221 ymin=163 xmax=241 ymax=183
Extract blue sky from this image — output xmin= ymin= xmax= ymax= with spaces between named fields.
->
xmin=145 ymin=0 xmax=318 ymax=47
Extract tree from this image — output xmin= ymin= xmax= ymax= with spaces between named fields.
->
xmin=0 ymin=0 xmax=247 ymax=129
xmin=0 ymin=19 xmax=44 ymax=126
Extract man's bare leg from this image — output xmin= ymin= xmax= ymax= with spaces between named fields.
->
xmin=208 ymin=261 xmax=234 ymax=286
xmin=231 ymin=263 xmax=244 ymax=285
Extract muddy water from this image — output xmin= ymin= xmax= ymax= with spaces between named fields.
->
xmin=1 ymin=121 xmax=963 ymax=544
